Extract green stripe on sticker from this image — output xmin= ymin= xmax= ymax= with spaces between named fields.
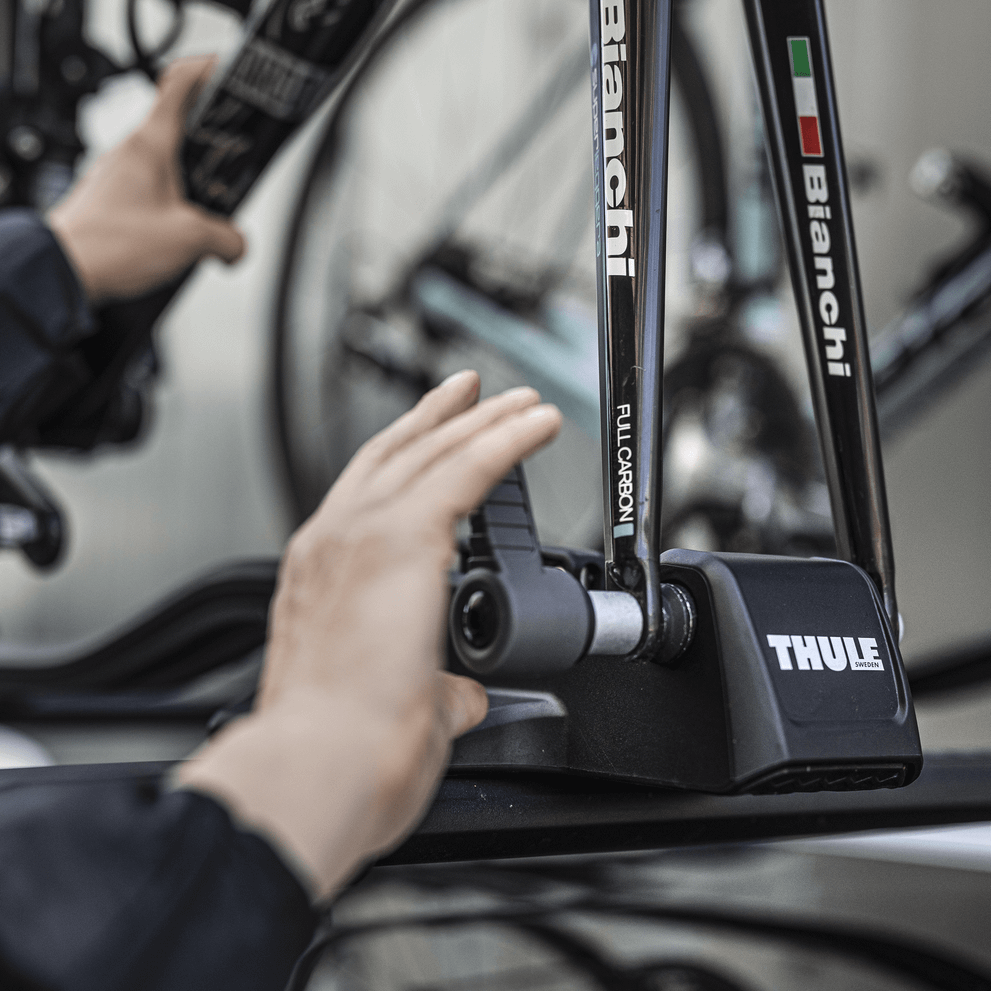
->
xmin=790 ymin=37 xmax=811 ymax=76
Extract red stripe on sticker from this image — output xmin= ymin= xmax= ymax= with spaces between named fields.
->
xmin=799 ymin=116 xmax=822 ymax=157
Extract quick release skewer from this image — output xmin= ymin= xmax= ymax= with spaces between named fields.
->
xmin=449 ymin=567 xmax=696 ymax=677
xmin=452 ymin=465 xmax=695 ymax=677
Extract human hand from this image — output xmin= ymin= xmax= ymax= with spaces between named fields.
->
xmin=175 ymin=371 xmax=562 ymax=900
xmin=47 ymin=57 xmax=245 ymax=304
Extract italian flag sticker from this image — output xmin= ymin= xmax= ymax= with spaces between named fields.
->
xmin=788 ymin=37 xmax=823 ymax=157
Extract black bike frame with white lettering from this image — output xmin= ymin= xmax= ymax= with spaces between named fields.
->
xmin=592 ymin=0 xmax=899 ymax=649
xmin=744 ymin=0 xmax=898 ymax=629
xmin=591 ymin=0 xmax=672 ymax=662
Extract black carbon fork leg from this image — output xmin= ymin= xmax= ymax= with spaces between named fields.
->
xmin=589 ymin=0 xmax=674 ymax=661
xmin=743 ymin=0 xmax=899 ymax=628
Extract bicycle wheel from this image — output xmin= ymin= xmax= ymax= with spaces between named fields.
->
xmin=274 ymin=0 xmax=727 ymax=548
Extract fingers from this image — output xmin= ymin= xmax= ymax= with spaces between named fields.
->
xmin=415 ymin=403 xmax=563 ymax=520
xmin=146 ymin=55 xmax=218 ymax=149
xmin=189 ymin=207 xmax=247 ymax=264
xmin=369 ymin=385 xmax=540 ymax=499
xmin=437 ymin=672 xmax=489 ymax=738
xmin=349 ymin=370 xmax=481 ymax=475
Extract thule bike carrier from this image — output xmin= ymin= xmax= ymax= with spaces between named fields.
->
xmin=444 ymin=0 xmax=921 ymax=794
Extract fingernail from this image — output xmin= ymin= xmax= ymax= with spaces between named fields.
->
xmin=439 ymin=369 xmax=476 ymax=389
xmin=501 ymin=385 xmax=539 ymax=399
xmin=525 ymin=405 xmax=558 ymax=419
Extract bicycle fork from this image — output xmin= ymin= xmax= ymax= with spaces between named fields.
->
xmin=447 ymin=0 xmax=921 ymax=793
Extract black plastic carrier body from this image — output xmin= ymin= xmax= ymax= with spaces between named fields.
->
xmin=450 ymin=549 xmax=921 ymax=794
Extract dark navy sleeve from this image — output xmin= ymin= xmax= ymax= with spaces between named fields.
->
xmin=0 ymin=208 xmax=95 ymax=443
xmin=0 ymin=776 xmax=319 ymax=991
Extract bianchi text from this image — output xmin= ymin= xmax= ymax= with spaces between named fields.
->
xmin=802 ymin=164 xmax=851 ymax=378
xmin=601 ymin=0 xmax=634 ymax=278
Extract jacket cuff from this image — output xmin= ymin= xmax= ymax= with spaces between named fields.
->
xmin=0 ymin=207 xmax=93 ymax=348
xmin=0 ymin=208 xmax=95 ymax=442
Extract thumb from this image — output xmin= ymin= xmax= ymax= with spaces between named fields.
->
xmin=189 ymin=208 xmax=247 ymax=265
xmin=147 ymin=55 xmax=218 ymax=150
xmin=438 ymin=672 xmax=489 ymax=739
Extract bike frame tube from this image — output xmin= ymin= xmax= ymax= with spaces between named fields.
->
xmin=590 ymin=0 xmax=673 ymax=661
xmin=743 ymin=0 xmax=899 ymax=628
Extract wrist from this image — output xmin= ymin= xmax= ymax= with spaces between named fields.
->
xmin=46 ymin=208 xmax=103 ymax=304
xmin=174 ymin=696 xmax=398 ymax=902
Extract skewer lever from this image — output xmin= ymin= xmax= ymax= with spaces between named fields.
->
xmin=449 ymin=465 xmax=696 ymax=677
